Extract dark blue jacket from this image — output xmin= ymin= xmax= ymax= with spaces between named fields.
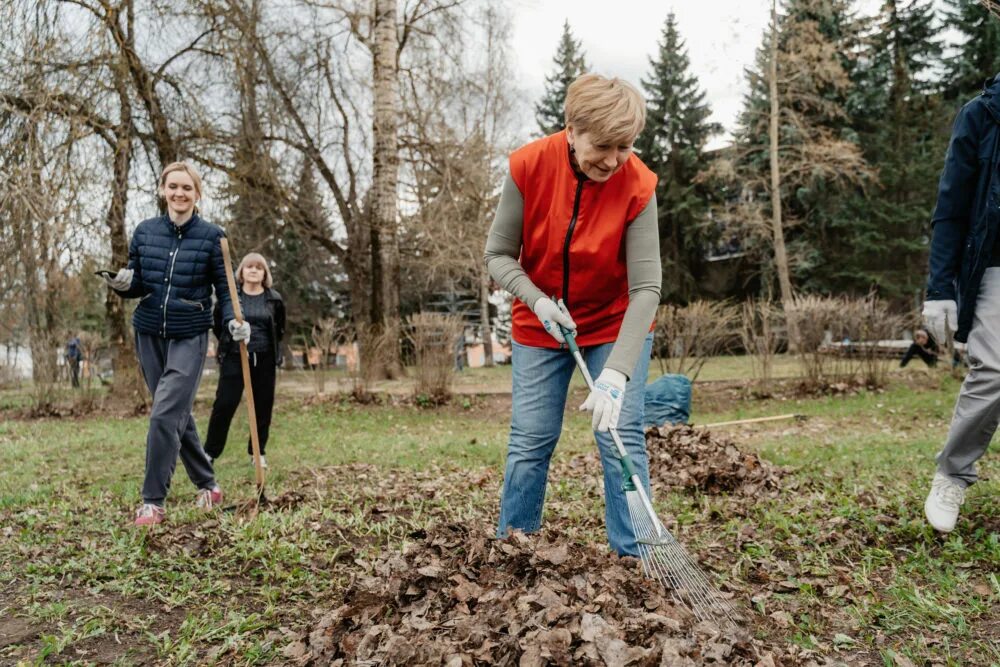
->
xmin=926 ymin=74 xmax=1000 ymax=343
xmin=115 ymin=214 xmax=235 ymax=339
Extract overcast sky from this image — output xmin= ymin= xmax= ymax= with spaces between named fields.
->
xmin=507 ymin=0 xmax=883 ymax=147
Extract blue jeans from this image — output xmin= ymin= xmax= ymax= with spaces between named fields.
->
xmin=497 ymin=333 xmax=654 ymax=556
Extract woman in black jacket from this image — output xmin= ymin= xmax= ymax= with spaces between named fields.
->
xmin=204 ymin=252 xmax=285 ymax=468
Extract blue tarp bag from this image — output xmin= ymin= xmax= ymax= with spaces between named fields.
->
xmin=643 ymin=374 xmax=692 ymax=427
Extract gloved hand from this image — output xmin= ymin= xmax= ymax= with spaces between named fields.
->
xmin=228 ymin=319 xmax=251 ymax=342
xmin=103 ymin=268 xmax=133 ymax=292
xmin=580 ymin=368 xmax=627 ymax=432
xmin=533 ymin=296 xmax=576 ymax=344
xmin=922 ymin=300 xmax=957 ymax=344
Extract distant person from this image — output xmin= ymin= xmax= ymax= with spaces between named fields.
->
xmin=453 ymin=330 xmax=465 ymax=372
xmin=101 ymin=161 xmax=245 ymax=526
xmin=203 ymin=253 xmax=285 ymax=469
xmin=485 ymin=73 xmax=660 ymax=556
xmin=65 ymin=335 xmax=82 ymax=388
xmin=900 ymin=328 xmax=940 ymax=368
xmin=921 ymin=73 xmax=1000 ymax=533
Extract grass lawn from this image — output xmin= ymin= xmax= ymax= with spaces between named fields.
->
xmin=1 ymin=359 xmax=999 ymax=665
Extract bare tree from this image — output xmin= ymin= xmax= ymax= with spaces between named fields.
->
xmin=401 ymin=5 xmax=516 ymax=367
xmin=0 ymin=0 xmax=225 ymax=404
xmin=214 ymin=0 xmax=469 ymax=378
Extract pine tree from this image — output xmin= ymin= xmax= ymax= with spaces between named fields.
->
xmin=535 ymin=21 xmax=588 ymax=136
xmin=835 ymin=0 xmax=947 ymax=301
xmin=943 ymin=0 xmax=1000 ymax=100
xmin=275 ymin=158 xmax=343 ymax=340
xmin=636 ymin=12 xmax=721 ymax=302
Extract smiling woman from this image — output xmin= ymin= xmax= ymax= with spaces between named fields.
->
xmin=159 ymin=162 xmax=203 ymax=221
xmin=99 ymin=161 xmax=245 ymax=527
xmin=484 ymin=73 xmax=661 ymax=557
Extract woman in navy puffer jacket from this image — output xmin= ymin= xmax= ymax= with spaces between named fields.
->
xmin=103 ymin=162 xmax=249 ymax=526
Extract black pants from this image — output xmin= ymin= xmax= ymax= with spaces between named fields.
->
xmin=204 ymin=349 xmax=276 ymax=459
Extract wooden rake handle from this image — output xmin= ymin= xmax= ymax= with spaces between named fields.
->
xmin=220 ymin=237 xmax=265 ymax=492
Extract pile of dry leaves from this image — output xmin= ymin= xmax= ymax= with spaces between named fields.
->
xmin=645 ymin=425 xmax=785 ymax=497
xmin=286 ymin=523 xmax=814 ymax=666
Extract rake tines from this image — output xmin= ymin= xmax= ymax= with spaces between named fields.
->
xmin=626 ymin=494 xmax=738 ymax=624
xmin=556 ymin=322 xmax=740 ymax=625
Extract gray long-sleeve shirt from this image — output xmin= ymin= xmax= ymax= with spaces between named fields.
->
xmin=484 ymin=173 xmax=661 ymax=378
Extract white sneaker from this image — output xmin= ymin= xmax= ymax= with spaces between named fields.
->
xmin=924 ymin=472 xmax=966 ymax=533
xmin=251 ymin=455 xmax=267 ymax=469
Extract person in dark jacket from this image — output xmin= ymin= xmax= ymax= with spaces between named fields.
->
xmin=899 ymin=329 xmax=963 ymax=369
xmin=203 ymin=253 xmax=285 ymax=469
xmin=101 ymin=161 xmax=250 ymax=526
xmin=65 ymin=335 xmax=83 ymax=388
xmin=921 ymin=73 xmax=1000 ymax=534
xmin=900 ymin=329 xmax=940 ymax=368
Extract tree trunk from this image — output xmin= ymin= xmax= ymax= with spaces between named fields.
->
xmin=768 ymin=0 xmax=796 ymax=347
xmin=479 ymin=267 xmax=495 ymax=368
xmin=371 ymin=0 xmax=403 ymax=378
xmin=105 ymin=55 xmax=146 ymax=405
xmin=105 ymin=124 xmax=145 ymax=404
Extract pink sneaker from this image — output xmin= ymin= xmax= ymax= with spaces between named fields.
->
xmin=134 ymin=504 xmax=165 ymax=526
xmin=196 ymin=486 xmax=223 ymax=510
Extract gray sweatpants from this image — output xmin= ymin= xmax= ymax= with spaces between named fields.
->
xmin=938 ymin=267 xmax=1000 ymax=486
xmin=135 ymin=332 xmax=216 ymax=506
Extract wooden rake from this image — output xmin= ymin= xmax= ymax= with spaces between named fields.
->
xmin=560 ymin=325 xmax=739 ymax=624
xmin=220 ymin=238 xmax=267 ymax=507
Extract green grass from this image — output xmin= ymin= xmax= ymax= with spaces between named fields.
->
xmin=1 ymin=360 xmax=999 ymax=664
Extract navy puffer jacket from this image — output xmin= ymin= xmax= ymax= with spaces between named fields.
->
xmin=115 ymin=214 xmax=235 ymax=339
xmin=926 ymin=74 xmax=1000 ymax=342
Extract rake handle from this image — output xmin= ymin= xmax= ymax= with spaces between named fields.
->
xmin=220 ymin=237 xmax=266 ymax=494
xmin=558 ymin=323 xmax=664 ymax=536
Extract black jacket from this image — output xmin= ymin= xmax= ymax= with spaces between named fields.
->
xmin=926 ymin=74 xmax=1000 ymax=342
xmin=213 ymin=286 xmax=286 ymax=366
xmin=115 ymin=214 xmax=235 ymax=339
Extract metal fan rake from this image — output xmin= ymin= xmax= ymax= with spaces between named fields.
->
xmin=560 ymin=325 xmax=739 ymax=624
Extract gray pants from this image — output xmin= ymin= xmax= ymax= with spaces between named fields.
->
xmin=136 ymin=332 xmax=216 ymax=506
xmin=938 ymin=267 xmax=1000 ymax=486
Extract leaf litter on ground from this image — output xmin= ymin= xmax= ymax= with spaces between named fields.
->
xmin=290 ymin=522 xmax=816 ymax=666
xmin=282 ymin=427 xmax=842 ymax=665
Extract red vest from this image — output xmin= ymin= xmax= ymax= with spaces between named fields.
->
xmin=509 ymin=131 xmax=658 ymax=348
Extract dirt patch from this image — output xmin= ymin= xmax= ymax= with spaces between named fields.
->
xmin=0 ymin=615 xmax=40 ymax=649
xmin=287 ymin=522 xmax=812 ymax=666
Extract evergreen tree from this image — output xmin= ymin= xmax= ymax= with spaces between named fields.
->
xmin=636 ymin=12 xmax=721 ymax=302
xmin=535 ymin=21 xmax=588 ymax=135
xmin=943 ymin=0 xmax=1000 ymax=100
xmin=728 ymin=0 xmax=871 ymax=296
xmin=275 ymin=158 xmax=343 ymax=341
xmin=836 ymin=0 xmax=947 ymax=301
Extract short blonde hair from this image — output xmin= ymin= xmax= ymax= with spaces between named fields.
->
xmin=237 ymin=252 xmax=273 ymax=289
xmin=158 ymin=161 xmax=204 ymax=200
xmin=564 ymin=73 xmax=646 ymax=145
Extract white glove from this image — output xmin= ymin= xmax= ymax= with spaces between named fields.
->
xmin=922 ymin=300 xmax=957 ymax=345
xmin=533 ymin=297 xmax=576 ymax=343
xmin=580 ymin=368 xmax=627 ymax=432
xmin=228 ymin=319 xmax=251 ymax=342
xmin=104 ymin=268 xmax=133 ymax=292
